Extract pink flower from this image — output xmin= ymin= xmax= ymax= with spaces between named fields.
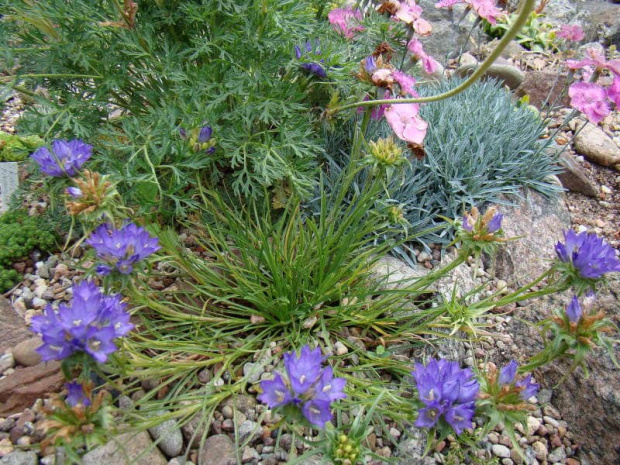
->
xmin=566 ymin=48 xmax=620 ymax=76
xmin=556 ymin=24 xmax=584 ymax=42
xmin=470 ymin=0 xmax=503 ymax=24
xmin=435 ymin=0 xmax=464 ymax=7
xmin=385 ymin=102 xmax=428 ymax=145
xmin=394 ymin=1 xmax=423 ymax=24
xmin=393 ymin=70 xmax=418 ymax=96
xmin=414 ymin=17 xmax=433 ymax=36
xmin=328 ymin=7 xmax=364 ymax=39
xmin=568 ymin=81 xmax=611 ymax=124
xmin=407 ymin=39 xmax=440 ymax=74
xmin=607 ymin=76 xmax=620 ymax=108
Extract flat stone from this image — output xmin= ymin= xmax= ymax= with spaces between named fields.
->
xmin=220 ymin=395 xmax=256 ymax=415
xmin=0 ymin=297 xmax=31 ymax=354
xmin=82 ymin=431 xmax=167 ymax=465
xmin=573 ymin=123 xmax=620 ymax=168
xmin=198 ymin=434 xmax=235 ymax=465
xmin=0 ymin=450 xmax=37 ymax=465
xmin=12 ymin=337 xmax=42 ymax=367
xmin=556 ymin=152 xmax=599 ymax=197
xmin=0 ymin=362 xmax=64 ymax=415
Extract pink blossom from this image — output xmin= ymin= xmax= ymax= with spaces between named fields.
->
xmin=566 ymin=48 xmax=620 ymax=76
xmin=413 ymin=17 xmax=433 ymax=36
xmin=470 ymin=0 xmax=503 ymax=24
xmin=568 ymin=81 xmax=611 ymax=124
xmin=607 ymin=76 xmax=620 ymax=108
xmin=393 ymin=70 xmax=418 ymax=96
xmin=556 ymin=24 xmax=584 ymax=42
xmin=372 ymin=68 xmax=395 ymax=86
xmin=385 ymin=102 xmax=428 ymax=145
xmin=435 ymin=0 xmax=464 ymax=7
xmin=394 ymin=1 xmax=423 ymax=24
xmin=328 ymin=7 xmax=364 ymax=39
xmin=407 ymin=39 xmax=440 ymax=74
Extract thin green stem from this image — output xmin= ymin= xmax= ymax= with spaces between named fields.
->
xmin=332 ymin=0 xmax=537 ymax=114
xmin=1 ymin=73 xmax=103 ymax=80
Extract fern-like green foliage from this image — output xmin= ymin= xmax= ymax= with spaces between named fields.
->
xmin=1 ymin=0 xmax=351 ymax=220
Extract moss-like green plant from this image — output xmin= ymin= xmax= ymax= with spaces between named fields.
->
xmin=0 ymin=132 xmax=44 ymax=162
xmin=0 ymin=209 xmax=57 ymax=291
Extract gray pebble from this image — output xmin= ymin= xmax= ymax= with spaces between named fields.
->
xmin=0 ymin=450 xmax=38 ymax=465
xmin=492 ymin=444 xmax=511 ymax=458
xmin=147 ymin=411 xmax=184 ymax=458
xmin=0 ymin=354 xmax=15 ymax=373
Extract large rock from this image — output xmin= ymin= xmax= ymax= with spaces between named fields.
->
xmin=82 ymin=430 xmax=167 ymax=465
xmin=491 ymin=189 xmax=571 ymax=287
xmin=573 ymin=123 xmax=620 ymax=168
xmin=581 ymin=3 xmax=620 ymax=48
xmin=0 ymin=296 xmax=32 ymax=354
xmin=415 ymin=0 xmax=479 ymax=61
xmin=516 ymin=70 xmax=571 ymax=110
xmin=0 ymin=362 xmax=64 ymax=415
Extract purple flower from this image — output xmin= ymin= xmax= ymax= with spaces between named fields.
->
xmin=566 ymin=296 xmax=583 ymax=323
xmin=486 ymin=213 xmax=503 ymax=233
xmin=556 ymin=24 xmax=584 ymax=42
xmin=85 ymin=222 xmax=161 ymax=275
xmin=31 ymin=139 xmax=92 ymax=177
xmin=555 ymin=230 xmax=620 ymax=279
xmin=258 ymin=373 xmax=293 ymax=408
xmin=364 ymin=56 xmax=377 ymax=73
xmin=65 ymin=381 xmax=91 ymax=407
xmin=66 ymin=187 xmax=83 ymax=199
xmin=412 ymin=359 xmax=479 ymax=435
xmin=258 ymin=345 xmax=346 ymax=428
xmin=515 ymin=374 xmax=539 ymax=401
xmin=29 ymin=281 xmax=133 ymax=363
xmin=284 ymin=345 xmax=325 ymax=395
xmin=498 ymin=360 xmax=518 ymax=386
xmin=295 ymin=40 xmax=327 ymax=78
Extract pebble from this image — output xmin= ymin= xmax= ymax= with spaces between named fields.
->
xmin=543 ymin=416 xmax=560 ymax=428
xmin=11 ymin=338 xmax=42 ymax=367
xmin=531 ymin=441 xmax=548 ymax=461
xmin=492 ymin=444 xmax=511 ymax=458
xmin=0 ymin=438 xmax=14 ymax=457
xmin=333 ymin=341 xmax=348 ymax=356
xmin=0 ymin=353 xmax=15 ymax=373
xmin=147 ymin=411 xmax=183 ymax=458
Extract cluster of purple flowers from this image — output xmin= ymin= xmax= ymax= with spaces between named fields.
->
xmin=85 ymin=222 xmax=161 ymax=275
xmin=294 ymin=40 xmax=327 ymax=78
xmin=555 ymin=230 xmax=620 ymax=279
xmin=497 ymin=360 xmax=539 ymax=401
xmin=258 ymin=345 xmax=346 ymax=428
xmin=30 ymin=281 xmax=133 ymax=363
xmin=31 ymin=139 xmax=92 ymax=177
xmin=413 ymin=359 xmax=479 ymax=435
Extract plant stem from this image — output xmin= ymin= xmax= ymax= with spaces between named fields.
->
xmin=331 ymin=0 xmax=537 ymax=113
